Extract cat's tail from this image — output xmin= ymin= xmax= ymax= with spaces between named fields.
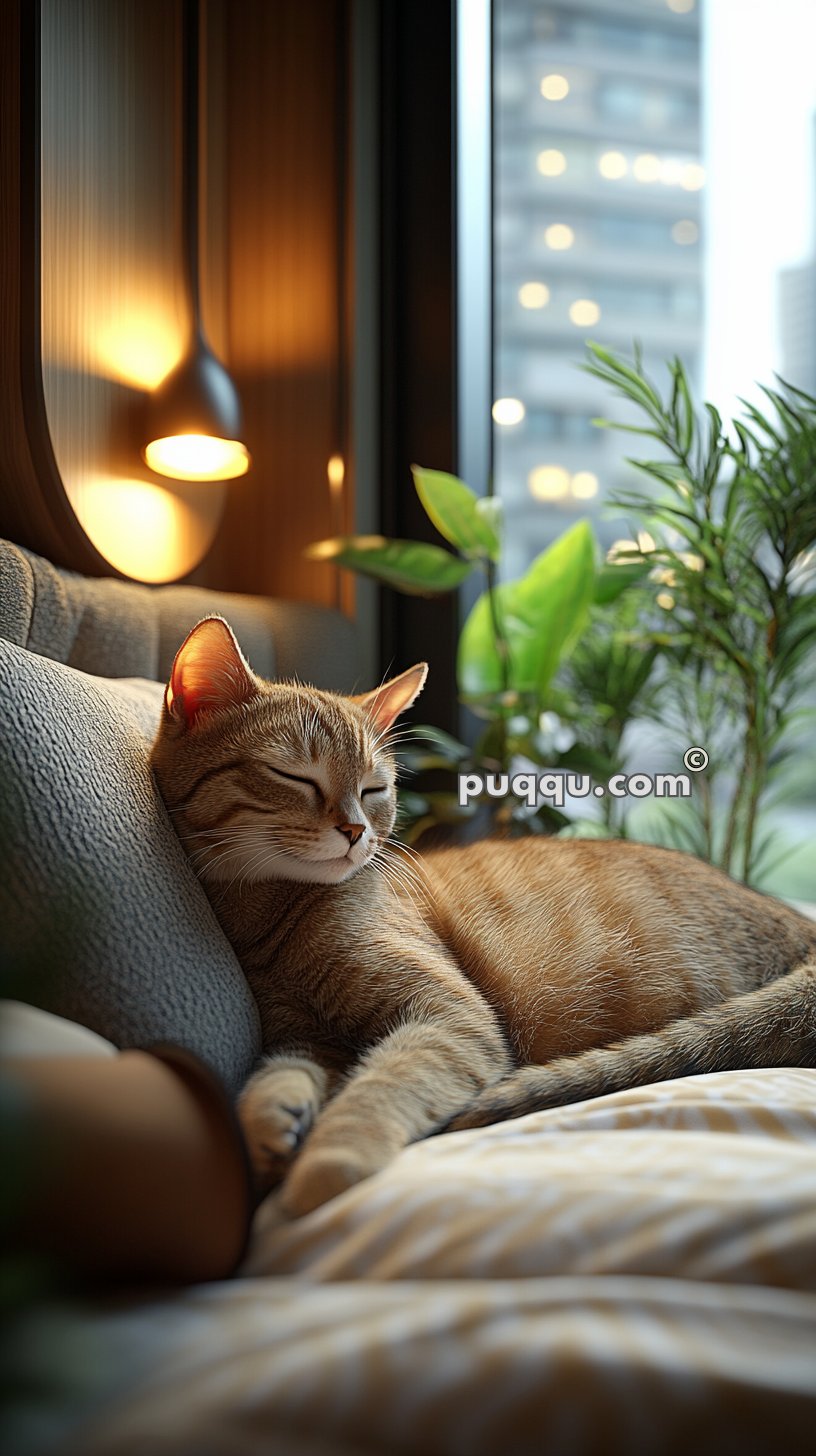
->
xmin=441 ymin=959 xmax=816 ymax=1134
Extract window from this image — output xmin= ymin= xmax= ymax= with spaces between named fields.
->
xmin=494 ymin=0 xmax=816 ymax=543
xmin=492 ymin=0 xmax=816 ymax=892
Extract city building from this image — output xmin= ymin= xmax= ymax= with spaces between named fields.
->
xmin=779 ymin=119 xmax=816 ymax=397
xmin=493 ymin=0 xmax=704 ymax=576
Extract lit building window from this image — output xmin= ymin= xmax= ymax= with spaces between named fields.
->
xmin=529 ymin=464 xmax=570 ymax=500
xmin=571 ymin=471 xmax=599 ymax=499
xmin=492 ymin=398 xmax=526 ymax=426
xmin=544 ymin=223 xmax=575 ymax=250
xmin=537 ymin=148 xmax=567 ymax=176
xmin=658 ymin=158 xmax=680 ymax=186
xmin=518 ymin=282 xmax=550 ymax=309
xmin=540 ymin=73 xmax=570 ymax=101
xmin=598 ymin=150 xmax=628 ymax=179
xmin=569 ymin=298 xmax=601 ymax=327
xmin=671 ymin=219 xmax=699 ymax=245
xmin=680 ymin=162 xmax=705 ymax=191
xmin=633 ymin=153 xmax=661 ymax=183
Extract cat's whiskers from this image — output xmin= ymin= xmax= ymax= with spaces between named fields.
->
xmin=188 ymin=836 xmax=265 ymax=875
xmin=367 ymin=717 xmax=409 ymax=753
xmin=184 ymin=823 xmax=291 ymax=879
xmin=220 ymin=841 xmax=297 ymax=897
xmin=383 ymin=837 xmax=428 ymax=885
xmin=386 ymin=836 xmax=425 ymax=868
xmin=180 ymin=825 xmax=256 ymax=841
xmin=371 ymin=867 xmax=402 ymax=908
xmin=377 ymin=855 xmax=422 ymax=902
xmin=379 ymin=731 xmax=428 ymax=755
xmin=369 ymin=851 xmax=407 ymax=908
xmin=182 ymin=824 xmax=268 ymax=854
xmin=234 ymin=844 xmax=290 ymax=896
xmin=381 ymin=726 xmax=425 ymax=744
xmin=380 ymin=865 xmax=426 ymax=915
xmin=371 ymin=844 xmax=429 ymax=912
xmin=370 ymin=733 xmax=416 ymax=757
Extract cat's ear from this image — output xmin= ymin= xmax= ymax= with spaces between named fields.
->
xmin=351 ymin=663 xmax=428 ymax=733
xmin=166 ymin=616 xmax=258 ymax=726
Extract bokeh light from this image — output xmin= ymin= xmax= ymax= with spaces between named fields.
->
xmin=529 ymin=464 xmax=570 ymax=500
xmin=544 ymin=223 xmax=575 ymax=250
xmin=518 ymin=282 xmax=551 ymax=309
xmin=492 ymin=397 xmax=526 ymax=426
xmin=569 ymin=299 xmax=601 ymax=327
xmin=540 ymin=74 xmax=570 ymax=101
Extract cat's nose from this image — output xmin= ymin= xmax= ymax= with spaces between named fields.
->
xmin=336 ymin=821 xmax=365 ymax=847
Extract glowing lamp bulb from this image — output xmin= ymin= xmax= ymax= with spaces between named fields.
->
xmin=144 ymin=433 xmax=250 ymax=482
xmin=327 ymin=454 xmax=345 ymax=491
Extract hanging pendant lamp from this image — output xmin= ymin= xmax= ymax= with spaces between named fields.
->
xmin=143 ymin=0 xmax=250 ymax=483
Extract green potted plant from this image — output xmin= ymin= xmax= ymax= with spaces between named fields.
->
xmin=582 ymin=343 xmax=816 ymax=885
xmin=307 ymin=390 xmax=650 ymax=842
xmin=307 ymin=343 xmax=816 ymax=885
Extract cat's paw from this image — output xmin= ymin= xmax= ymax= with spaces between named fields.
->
xmin=279 ymin=1145 xmax=384 ymax=1218
xmin=237 ymin=1064 xmax=324 ymax=1188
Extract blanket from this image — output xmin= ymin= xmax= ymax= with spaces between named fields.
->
xmin=46 ymin=1066 xmax=816 ymax=1456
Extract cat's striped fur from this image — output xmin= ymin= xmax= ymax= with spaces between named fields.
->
xmin=151 ymin=617 xmax=816 ymax=1215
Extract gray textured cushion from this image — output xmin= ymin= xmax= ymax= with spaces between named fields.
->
xmin=0 ymin=640 xmax=261 ymax=1092
xmin=0 ymin=538 xmax=360 ymax=689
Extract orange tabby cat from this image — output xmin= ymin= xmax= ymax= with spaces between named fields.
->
xmin=151 ymin=617 xmax=816 ymax=1216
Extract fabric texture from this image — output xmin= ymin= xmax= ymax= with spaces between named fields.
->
xmin=0 ymin=538 xmax=360 ymax=689
xmin=0 ymin=640 xmax=261 ymax=1092
xmin=0 ymin=533 xmax=362 ymax=1087
xmin=50 ymin=1067 xmax=816 ymax=1455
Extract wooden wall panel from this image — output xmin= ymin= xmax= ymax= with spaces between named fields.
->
xmin=200 ymin=0 xmax=351 ymax=606
xmin=39 ymin=0 xmax=226 ymax=583
xmin=0 ymin=0 xmax=114 ymax=575
xmin=2 ymin=0 xmax=356 ymax=607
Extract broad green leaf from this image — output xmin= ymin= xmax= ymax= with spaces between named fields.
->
xmin=594 ymin=558 xmax=651 ymax=604
xmin=411 ymin=465 xmax=500 ymax=560
xmin=305 ymin=535 xmax=472 ymax=595
xmin=474 ymin=495 xmax=504 ymax=546
xmin=395 ymin=791 xmax=430 ymax=818
xmin=397 ymin=723 xmax=470 ymax=772
xmin=458 ymin=520 xmax=597 ymax=697
xmin=413 ymin=791 xmax=481 ymax=823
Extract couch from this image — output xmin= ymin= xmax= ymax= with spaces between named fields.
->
xmin=2 ymin=539 xmax=815 ymax=1456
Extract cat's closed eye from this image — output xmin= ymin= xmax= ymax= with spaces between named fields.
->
xmin=267 ymin=764 xmax=322 ymax=795
xmin=361 ymin=785 xmax=387 ymax=798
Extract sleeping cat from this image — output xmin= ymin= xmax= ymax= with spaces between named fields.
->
xmin=151 ymin=616 xmax=816 ymax=1217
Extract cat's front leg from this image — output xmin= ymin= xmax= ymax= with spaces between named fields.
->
xmin=280 ymin=1013 xmax=511 ymax=1217
xmin=237 ymin=1051 xmax=331 ymax=1191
